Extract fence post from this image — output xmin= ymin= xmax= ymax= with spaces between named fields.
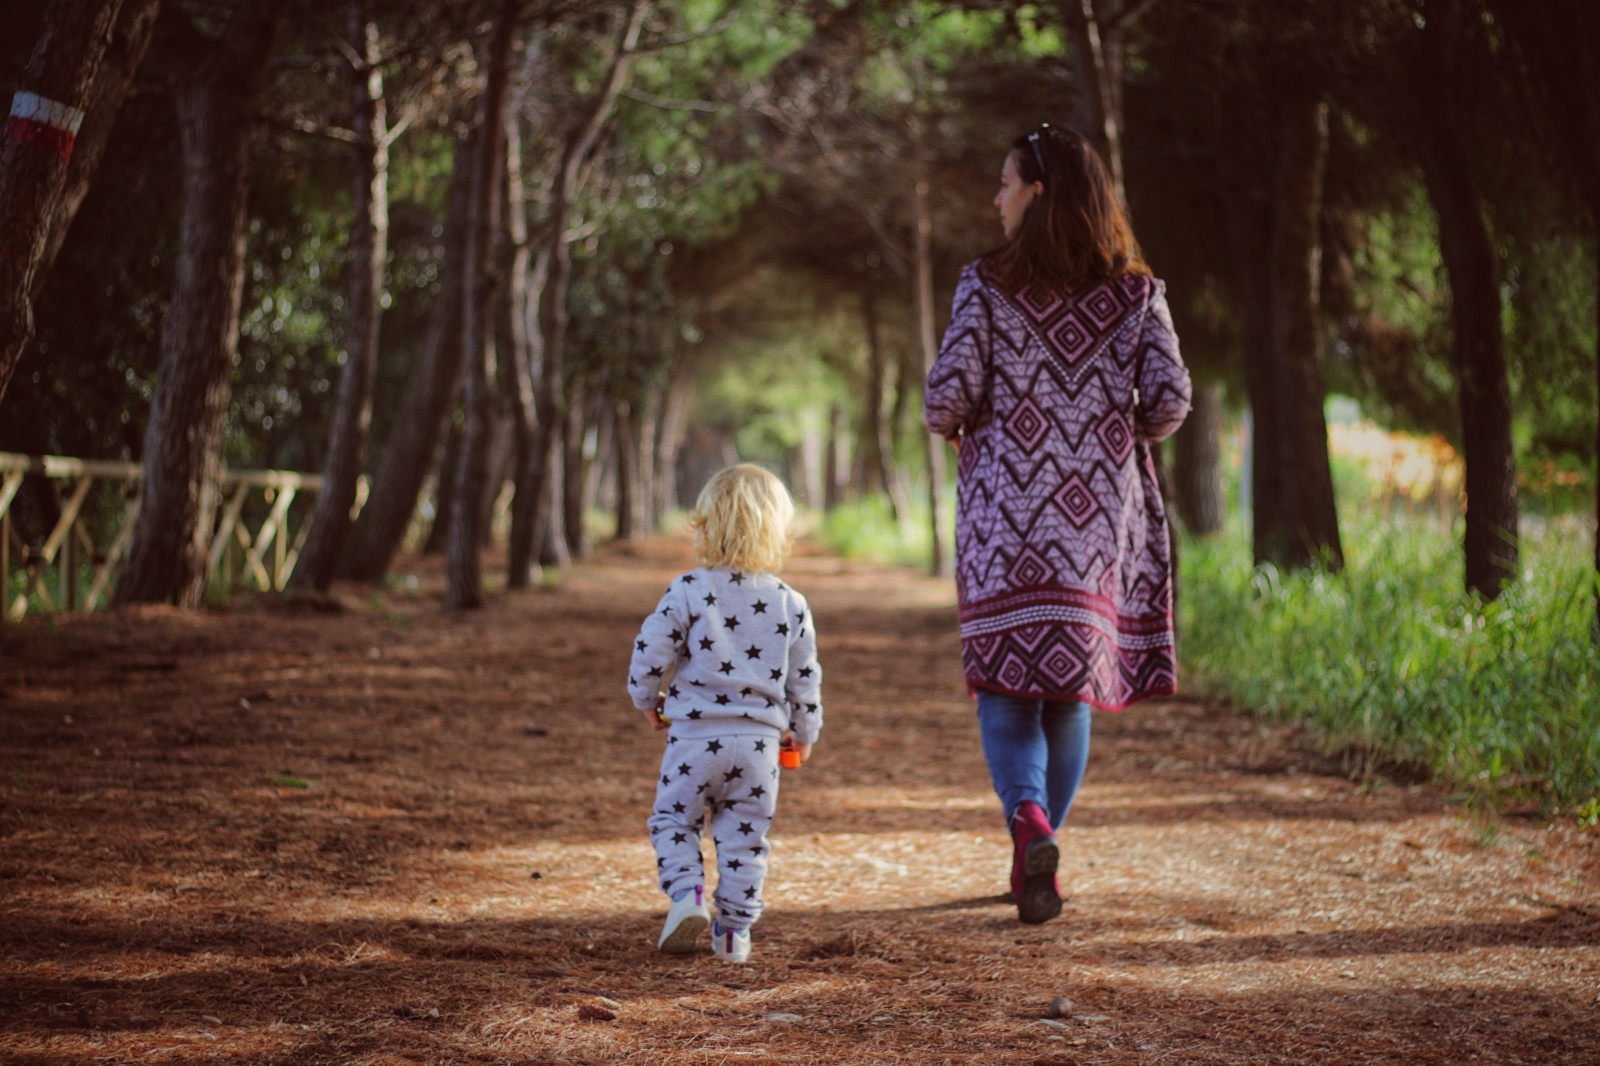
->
xmin=1 ymin=507 xmax=9 ymax=626
xmin=63 ymin=511 xmax=77 ymax=612
xmin=0 ymin=452 xmax=347 ymax=615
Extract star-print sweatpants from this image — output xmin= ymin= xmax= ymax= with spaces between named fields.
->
xmin=648 ymin=732 xmax=781 ymax=931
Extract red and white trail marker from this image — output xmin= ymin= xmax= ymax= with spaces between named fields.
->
xmin=5 ymin=91 xmax=85 ymax=161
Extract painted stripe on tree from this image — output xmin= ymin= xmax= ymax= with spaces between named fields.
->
xmin=5 ymin=91 xmax=85 ymax=161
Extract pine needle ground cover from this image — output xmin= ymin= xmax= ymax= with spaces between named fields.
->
xmin=1 ymin=536 xmax=1595 ymax=1064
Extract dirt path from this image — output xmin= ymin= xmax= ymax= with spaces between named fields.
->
xmin=2 ymin=537 xmax=1596 ymax=1065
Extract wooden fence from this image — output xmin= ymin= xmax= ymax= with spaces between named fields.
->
xmin=0 ymin=452 xmax=362 ymax=622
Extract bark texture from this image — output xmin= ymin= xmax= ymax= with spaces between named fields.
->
xmin=521 ymin=0 xmax=648 ymax=573
xmin=291 ymin=3 xmax=390 ymax=592
xmin=28 ymin=0 xmax=161 ymax=301
xmin=0 ymin=0 xmax=129 ymax=407
xmin=1417 ymin=0 xmax=1518 ymax=600
xmin=1492 ymin=0 xmax=1597 ymax=623
xmin=113 ymin=0 xmax=287 ymax=607
xmin=338 ymin=136 xmax=472 ymax=582
xmin=501 ymin=68 xmax=543 ymax=588
xmin=445 ymin=0 xmax=518 ymax=610
xmin=1250 ymin=93 xmax=1343 ymax=572
xmin=910 ymin=106 xmax=950 ymax=577
xmin=1062 ymin=0 xmax=1127 ymax=202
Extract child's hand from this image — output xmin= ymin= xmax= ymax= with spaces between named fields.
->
xmin=779 ymin=731 xmax=812 ymax=767
xmin=640 ymin=700 xmax=669 ymax=731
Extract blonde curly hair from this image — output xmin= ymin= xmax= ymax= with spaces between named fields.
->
xmin=688 ymin=464 xmax=797 ymax=574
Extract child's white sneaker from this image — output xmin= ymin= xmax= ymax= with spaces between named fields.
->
xmin=658 ymin=886 xmax=710 ymax=953
xmin=711 ymin=921 xmax=751 ymax=964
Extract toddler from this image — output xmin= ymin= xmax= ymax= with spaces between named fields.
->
xmin=627 ymin=464 xmax=824 ymax=963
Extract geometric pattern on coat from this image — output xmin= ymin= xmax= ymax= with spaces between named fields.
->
xmin=649 ymin=734 xmax=781 ymax=930
xmin=925 ymin=261 xmax=1192 ymax=710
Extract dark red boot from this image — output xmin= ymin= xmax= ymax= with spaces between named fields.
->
xmin=1009 ymin=801 xmax=1061 ymax=924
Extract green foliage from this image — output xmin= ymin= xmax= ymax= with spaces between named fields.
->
xmin=232 ymin=200 xmax=346 ymax=472
xmin=1179 ymin=508 xmax=1600 ymax=819
xmin=815 ymin=496 xmax=931 ymax=570
xmin=657 ymin=0 xmax=812 ymax=82
xmin=1012 ymin=4 xmax=1065 ymax=58
xmin=1505 ymin=232 xmax=1599 ymax=467
xmin=1578 ymin=797 xmax=1600 ymax=831
xmin=691 ymin=297 xmax=844 ymax=458
xmin=1331 ymin=186 xmax=1456 ymax=435
xmin=3 ymin=558 xmax=104 ymax=619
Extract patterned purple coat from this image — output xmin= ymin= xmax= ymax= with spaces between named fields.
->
xmin=924 ymin=261 xmax=1191 ymax=711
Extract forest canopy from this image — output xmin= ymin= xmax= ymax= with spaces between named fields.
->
xmin=0 ymin=0 xmax=1595 ymax=610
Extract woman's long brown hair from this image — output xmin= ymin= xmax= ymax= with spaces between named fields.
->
xmin=982 ymin=126 xmax=1148 ymax=296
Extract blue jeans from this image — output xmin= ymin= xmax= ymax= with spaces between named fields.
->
xmin=975 ymin=690 xmax=1092 ymax=832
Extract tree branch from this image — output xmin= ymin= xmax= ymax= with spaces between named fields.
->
xmin=635 ymin=5 xmax=736 ymax=54
xmin=1107 ymin=0 xmax=1161 ymax=32
xmin=619 ymin=86 xmax=723 ymax=113
xmin=268 ymin=116 xmax=361 ymax=144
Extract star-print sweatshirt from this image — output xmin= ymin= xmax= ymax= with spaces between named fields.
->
xmin=627 ymin=567 xmax=824 ymax=745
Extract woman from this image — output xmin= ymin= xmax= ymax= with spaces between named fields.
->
xmin=924 ymin=125 xmax=1190 ymax=924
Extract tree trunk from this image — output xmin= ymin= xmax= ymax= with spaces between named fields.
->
xmin=482 ymin=414 xmax=514 ymax=546
xmin=1062 ymin=0 xmax=1127 ymax=203
xmin=0 ymin=0 xmax=133 ymax=408
xmin=636 ymin=393 xmax=660 ymax=531
xmin=536 ymin=444 xmax=570 ymax=568
xmin=1492 ymin=0 xmax=1598 ymax=635
xmin=1250 ymin=93 xmax=1342 ymax=573
xmin=28 ymin=0 xmax=161 ymax=302
xmin=1577 ymin=15 xmax=1600 ymax=640
xmin=859 ymin=279 xmax=900 ymax=519
xmin=911 ymin=107 xmax=951 ymax=577
xmin=445 ymin=0 xmax=517 ymax=610
xmin=614 ymin=401 xmax=638 ymax=540
xmin=585 ymin=398 xmax=614 ymax=538
xmin=523 ymin=0 xmax=649 ymax=573
xmin=823 ymin=403 xmax=845 ymax=512
xmin=652 ymin=372 xmax=691 ymax=521
xmin=562 ymin=393 xmax=590 ymax=558
xmin=291 ymin=1 xmax=389 ymax=592
xmin=1417 ymin=0 xmax=1518 ymax=600
xmin=887 ymin=326 xmax=914 ymax=507
xmin=1173 ymin=380 xmax=1225 ymax=536
xmin=339 ymin=134 xmax=472 ymax=581
xmin=424 ymin=420 xmax=461 ymax=555
xmin=503 ymin=77 xmax=543 ymax=588
xmin=795 ymin=413 xmax=824 ymax=510
xmin=113 ymin=0 xmax=287 ymax=607
xmin=1229 ymin=192 xmax=1274 ymax=553
xmin=1420 ymin=148 xmax=1518 ymax=599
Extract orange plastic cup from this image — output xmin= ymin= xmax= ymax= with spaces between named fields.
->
xmin=779 ymin=746 xmax=802 ymax=769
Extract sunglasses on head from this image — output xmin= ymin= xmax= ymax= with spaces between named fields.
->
xmin=1026 ymin=124 xmax=1050 ymax=181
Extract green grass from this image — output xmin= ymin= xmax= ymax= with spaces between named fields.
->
xmin=811 ymin=473 xmax=1599 ymax=820
xmin=813 ymin=497 xmax=933 ymax=569
xmin=1179 ymin=512 xmax=1600 ymax=818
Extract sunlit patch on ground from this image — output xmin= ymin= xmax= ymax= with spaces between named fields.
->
xmin=2 ymin=537 xmax=1595 ymax=1064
